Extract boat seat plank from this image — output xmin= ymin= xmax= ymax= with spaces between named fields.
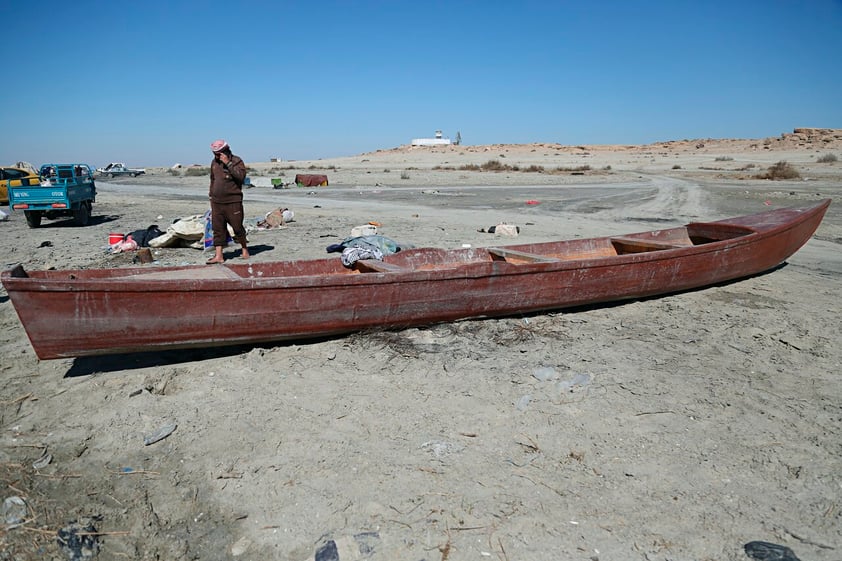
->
xmin=487 ymin=248 xmax=560 ymax=262
xmin=354 ymin=260 xmax=406 ymax=273
xmin=610 ymin=237 xmax=684 ymax=252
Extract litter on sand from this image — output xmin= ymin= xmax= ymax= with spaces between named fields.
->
xmin=144 ymin=423 xmax=177 ymax=446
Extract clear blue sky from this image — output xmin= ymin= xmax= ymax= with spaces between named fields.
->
xmin=2 ymin=0 xmax=840 ymax=168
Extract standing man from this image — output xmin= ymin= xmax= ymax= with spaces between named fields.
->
xmin=207 ymin=139 xmax=249 ymax=264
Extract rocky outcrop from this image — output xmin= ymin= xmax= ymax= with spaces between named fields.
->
xmin=782 ymin=128 xmax=842 ymax=145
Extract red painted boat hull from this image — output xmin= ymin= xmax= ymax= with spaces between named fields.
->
xmin=1 ymin=200 xmax=830 ymax=359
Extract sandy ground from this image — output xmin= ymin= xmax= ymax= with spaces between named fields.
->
xmin=1 ymin=132 xmax=841 ymax=560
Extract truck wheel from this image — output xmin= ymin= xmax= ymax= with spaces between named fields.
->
xmin=24 ymin=211 xmax=42 ymax=228
xmin=73 ymin=202 xmax=91 ymax=226
xmin=110 ymin=173 xmax=116 ymax=178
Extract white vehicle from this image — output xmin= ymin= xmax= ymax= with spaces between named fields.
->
xmin=96 ymin=162 xmax=146 ymax=177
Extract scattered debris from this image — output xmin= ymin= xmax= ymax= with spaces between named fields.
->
xmin=744 ymin=541 xmax=801 ymax=561
xmin=350 ymin=224 xmax=378 ymax=237
xmin=532 ymin=366 xmax=558 ymax=381
xmin=2 ymin=496 xmax=27 ymax=528
xmin=479 ymin=223 xmax=520 ymax=236
xmin=144 ymin=422 xmax=177 ymax=446
xmin=33 ymin=450 xmax=52 ymax=469
xmin=557 ymin=373 xmax=591 ymax=393
xmin=57 ymin=518 xmax=101 ymax=561
xmin=312 ymin=532 xmax=380 ymax=561
xmin=257 ymin=208 xmax=294 ymax=229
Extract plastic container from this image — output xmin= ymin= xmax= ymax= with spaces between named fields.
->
xmin=109 ymin=233 xmax=124 ymax=245
xmin=350 ymin=224 xmax=378 ymax=237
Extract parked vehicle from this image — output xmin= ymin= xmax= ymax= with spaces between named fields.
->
xmin=1 ymin=167 xmax=40 ymax=205
xmin=96 ymin=162 xmax=145 ymax=177
xmin=8 ymin=164 xmax=96 ymax=227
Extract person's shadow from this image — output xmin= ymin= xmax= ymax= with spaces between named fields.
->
xmin=218 ymin=243 xmax=273 ymax=260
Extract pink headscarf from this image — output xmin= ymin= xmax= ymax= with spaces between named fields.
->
xmin=210 ymin=139 xmax=229 ymax=153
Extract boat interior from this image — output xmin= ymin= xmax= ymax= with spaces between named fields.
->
xmin=2 ymin=222 xmax=758 ymax=281
xmin=477 ymin=222 xmax=758 ymax=265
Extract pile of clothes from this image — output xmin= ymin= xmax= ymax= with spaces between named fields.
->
xmin=110 ymin=225 xmax=165 ymax=253
xmin=326 ymin=234 xmax=410 ymax=267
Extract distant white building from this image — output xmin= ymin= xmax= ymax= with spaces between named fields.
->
xmin=411 ymin=130 xmax=451 ymax=146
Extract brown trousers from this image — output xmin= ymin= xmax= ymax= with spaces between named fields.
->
xmin=210 ymin=201 xmax=247 ymax=247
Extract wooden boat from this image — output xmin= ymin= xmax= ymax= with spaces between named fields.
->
xmin=1 ymin=199 xmax=830 ymax=359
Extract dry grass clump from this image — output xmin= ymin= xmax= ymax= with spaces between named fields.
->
xmin=481 ymin=159 xmax=508 ymax=171
xmin=553 ymin=165 xmax=591 ymax=173
xmin=185 ymin=166 xmax=210 ymax=177
xmin=817 ymin=153 xmax=838 ymax=163
xmin=455 ymin=160 xmax=512 ymax=172
xmin=755 ymin=161 xmax=800 ymax=180
xmin=444 ymin=161 xmax=592 ymax=174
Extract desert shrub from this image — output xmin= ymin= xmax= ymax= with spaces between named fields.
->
xmin=554 ymin=165 xmax=592 ymax=172
xmin=185 ymin=167 xmax=210 ymax=177
xmin=383 ymin=168 xmax=390 ymax=173
xmin=603 ymin=165 xmax=612 ymax=171
xmin=166 ymin=168 xmax=181 ymax=176
xmin=755 ymin=161 xmax=800 ymax=180
xmin=524 ymin=165 xmax=545 ymax=173
xmin=481 ymin=159 xmax=509 ymax=171
xmin=817 ymin=153 xmax=838 ymax=163
xmin=672 ymin=164 xmax=682 ymax=170
xmin=400 ymin=171 xmax=410 ymax=180
xmin=715 ymin=156 xmax=734 ymax=161
xmin=458 ymin=164 xmax=481 ymax=171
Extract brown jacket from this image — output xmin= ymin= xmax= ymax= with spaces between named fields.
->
xmin=209 ymin=154 xmax=247 ymax=204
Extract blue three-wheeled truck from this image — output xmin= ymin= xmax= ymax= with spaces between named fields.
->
xmin=8 ymin=164 xmax=97 ymax=227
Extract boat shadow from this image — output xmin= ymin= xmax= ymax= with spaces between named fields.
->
xmin=62 ymin=263 xmax=787 ymax=377
xmin=63 ymin=336 xmax=335 ymax=377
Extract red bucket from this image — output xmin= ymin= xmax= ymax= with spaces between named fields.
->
xmin=109 ymin=233 xmax=124 ymax=245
